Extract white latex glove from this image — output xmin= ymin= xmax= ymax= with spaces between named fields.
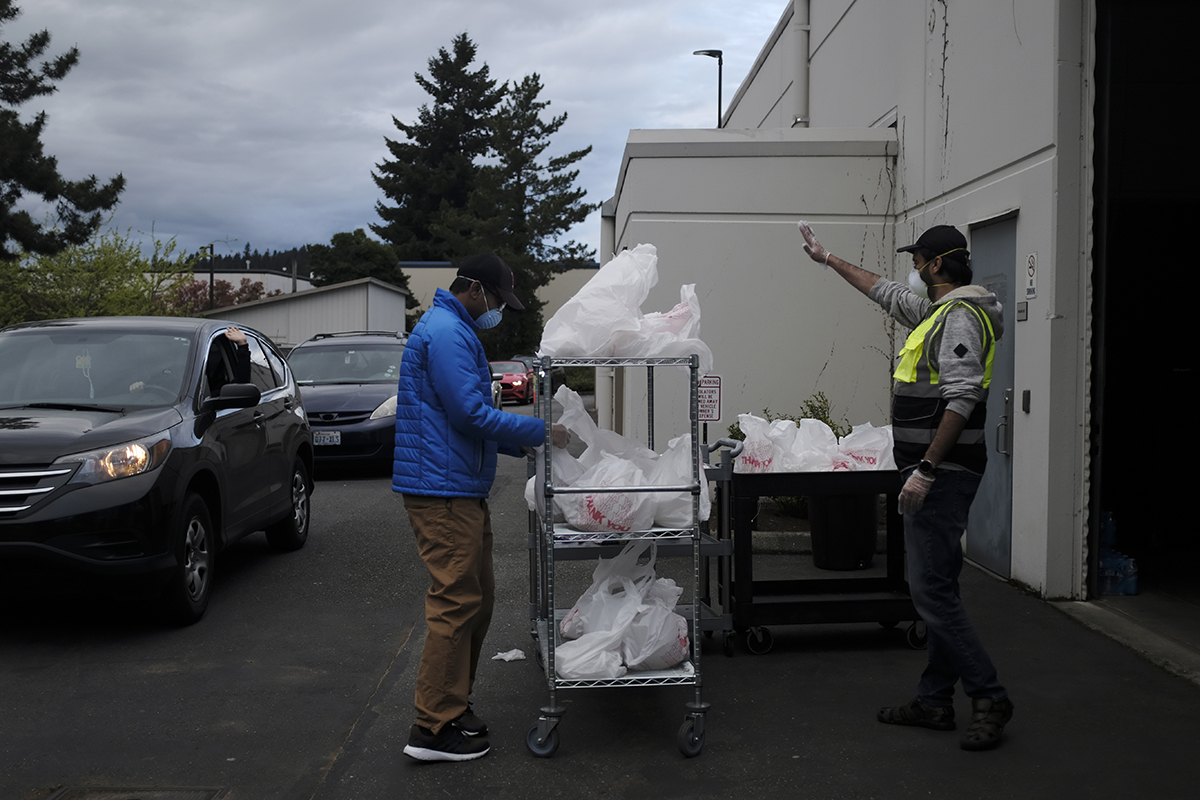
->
xmin=797 ymin=220 xmax=831 ymax=268
xmin=898 ymin=469 xmax=935 ymax=515
xmin=551 ymin=423 xmax=570 ymax=449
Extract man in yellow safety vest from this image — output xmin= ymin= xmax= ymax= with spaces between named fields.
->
xmin=798 ymin=221 xmax=1013 ymax=752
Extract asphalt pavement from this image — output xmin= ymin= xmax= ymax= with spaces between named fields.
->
xmin=3 ymin=397 xmax=1200 ymax=800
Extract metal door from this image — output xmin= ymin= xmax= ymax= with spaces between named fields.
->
xmin=964 ymin=218 xmax=1016 ymax=577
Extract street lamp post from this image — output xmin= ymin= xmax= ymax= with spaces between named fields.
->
xmin=206 ymin=244 xmax=215 ymax=310
xmin=692 ymin=49 xmax=723 ymax=127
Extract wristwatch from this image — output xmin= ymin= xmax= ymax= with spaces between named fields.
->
xmin=917 ymin=459 xmax=937 ymax=478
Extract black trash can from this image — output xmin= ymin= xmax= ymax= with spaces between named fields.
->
xmin=808 ymin=493 xmax=877 ymax=570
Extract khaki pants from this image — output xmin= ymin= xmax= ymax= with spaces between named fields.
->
xmin=404 ymin=494 xmax=494 ymax=734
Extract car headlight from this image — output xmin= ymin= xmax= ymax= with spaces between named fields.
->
xmin=55 ymin=435 xmax=172 ymax=485
xmin=511 ymin=379 xmax=523 ymax=386
xmin=370 ymin=393 xmax=398 ymax=420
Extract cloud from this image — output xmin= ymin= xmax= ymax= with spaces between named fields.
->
xmin=6 ymin=0 xmax=786 ymax=258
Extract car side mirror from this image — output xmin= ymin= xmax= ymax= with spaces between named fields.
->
xmin=492 ymin=373 xmax=503 ymax=381
xmin=202 ymin=382 xmax=261 ymax=412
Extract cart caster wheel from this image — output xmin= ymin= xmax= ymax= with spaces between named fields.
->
xmin=526 ymin=724 xmax=560 ymax=758
xmin=906 ymin=621 xmax=928 ymax=650
xmin=746 ymin=627 xmax=774 ymax=655
xmin=677 ymin=719 xmax=705 ymax=757
xmin=722 ymin=634 xmax=735 ymax=657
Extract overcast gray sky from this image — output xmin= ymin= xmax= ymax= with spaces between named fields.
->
xmin=8 ymin=0 xmax=786 ymax=262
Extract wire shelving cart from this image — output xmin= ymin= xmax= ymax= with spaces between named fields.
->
xmin=526 ymin=354 xmax=735 ymax=758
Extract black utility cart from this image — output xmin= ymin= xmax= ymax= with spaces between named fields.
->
xmin=711 ymin=468 xmax=926 ymax=655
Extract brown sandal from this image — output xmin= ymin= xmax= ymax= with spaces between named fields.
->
xmin=960 ymin=697 xmax=1014 ymax=750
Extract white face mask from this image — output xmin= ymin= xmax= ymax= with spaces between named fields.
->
xmin=907 ymin=267 xmax=929 ymax=299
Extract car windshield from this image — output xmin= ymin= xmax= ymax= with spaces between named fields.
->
xmin=491 ymin=361 xmax=526 ymax=374
xmin=289 ymin=343 xmax=405 ymax=385
xmin=0 ymin=328 xmax=193 ymax=409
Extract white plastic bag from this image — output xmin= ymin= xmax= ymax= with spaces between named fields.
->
xmin=540 ymin=244 xmax=658 ymax=359
xmin=525 ymin=444 xmax=586 ymax=523
xmin=735 ymin=413 xmax=777 ymax=473
xmin=555 ymin=384 xmax=657 ymax=470
xmin=609 ymin=284 xmax=715 ymax=374
xmin=555 ymin=542 xmax=690 ymax=677
xmin=623 ymin=605 xmax=689 ymax=671
xmin=554 ymin=588 xmax=641 ymax=680
xmin=622 ymin=574 xmax=688 ymax=671
xmin=535 ymin=386 xmax=712 ymax=532
xmin=539 ymin=246 xmax=714 ymax=373
xmin=790 ymin=418 xmax=839 ymax=471
xmin=560 ymin=453 xmax=657 ymax=533
xmin=837 ymin=422 xmax=896 ymax=471
xmin=650 ymin=433 xmax=712 ymax=528
xmin=560 ymin=541 xmax=656 ymax=639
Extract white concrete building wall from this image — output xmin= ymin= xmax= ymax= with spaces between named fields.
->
xmin=798 ymin=0 xmax=1089 ymax=600
xmin=604 ymin=1 xmax=1093 ymax=598
xmin=604 ymin=128 xmax=898 ymax=445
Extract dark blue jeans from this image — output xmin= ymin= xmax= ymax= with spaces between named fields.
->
xmin=903 ymin=468 xmax=1007 ymax=706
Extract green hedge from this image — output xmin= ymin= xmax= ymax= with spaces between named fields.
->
xmin=562 ymin=366 xmax=595 ymax=393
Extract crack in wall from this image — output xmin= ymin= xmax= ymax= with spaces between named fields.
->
xmin=931 ymin=0 xmax=952 ymax=187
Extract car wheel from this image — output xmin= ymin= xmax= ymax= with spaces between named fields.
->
xmin=162 ymin=492 xmax=214 ymax=626
xmin=266 ymin=457 xmax=310 ymax=552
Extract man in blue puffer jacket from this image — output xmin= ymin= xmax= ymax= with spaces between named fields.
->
xmin=394 ymin=252 xmax=568 ymax=762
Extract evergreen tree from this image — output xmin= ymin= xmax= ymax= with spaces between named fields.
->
xmin=371 ymin=33 xmax=503 ymax=262
xmin=307 ymin=228 xmax=416 ymax=297
xmin=435 ymin=73 xmax=596 ymax=359
xmin=0 ymin=0 xmax=125 ymax=261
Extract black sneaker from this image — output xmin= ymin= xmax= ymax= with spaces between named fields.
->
xmin=403 ymin=724 xmax=490 ymax=762
xmin=454 ymin=704 xmax=488 ymax=737
xmin=878 ymin=698 xmax=956 ymax=731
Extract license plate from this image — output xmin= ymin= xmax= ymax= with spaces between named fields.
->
xmin=314 ymin=431 xmax=341 ymax=446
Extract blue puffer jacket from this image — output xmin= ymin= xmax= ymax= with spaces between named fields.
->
xmin=392 ymin=288 xmax=545 ymax=498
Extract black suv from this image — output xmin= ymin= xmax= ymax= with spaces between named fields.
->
xmin=0 ymin=317 xmax=314 ymax=624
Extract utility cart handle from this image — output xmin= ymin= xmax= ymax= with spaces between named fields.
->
xmin=707 ymin=438 xmax=744 ymax=458
xmin=704 ymin=438 xmax=743 ymax=481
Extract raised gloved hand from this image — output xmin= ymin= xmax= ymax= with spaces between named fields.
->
xmin=898 ymin=469 xmax=935 ymax=515
xmin=797 ymin=220 xmax=831 ymax=267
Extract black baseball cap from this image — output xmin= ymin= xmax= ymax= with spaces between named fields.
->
xmin=456 ymin=253 xmax=525 ymax=311
xmin=897 ymin=225 xmax=968 ymax=262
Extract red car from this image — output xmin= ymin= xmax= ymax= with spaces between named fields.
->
xmin=489 ymin=360 xmax=537 ymax=405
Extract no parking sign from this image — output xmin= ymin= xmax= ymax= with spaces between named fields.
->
xmin=698 ymin=375 xmax=721 ymax=422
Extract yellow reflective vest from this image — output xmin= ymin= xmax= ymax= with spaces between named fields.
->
xmin=891 ymin=301 xmax=996 ymax=473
